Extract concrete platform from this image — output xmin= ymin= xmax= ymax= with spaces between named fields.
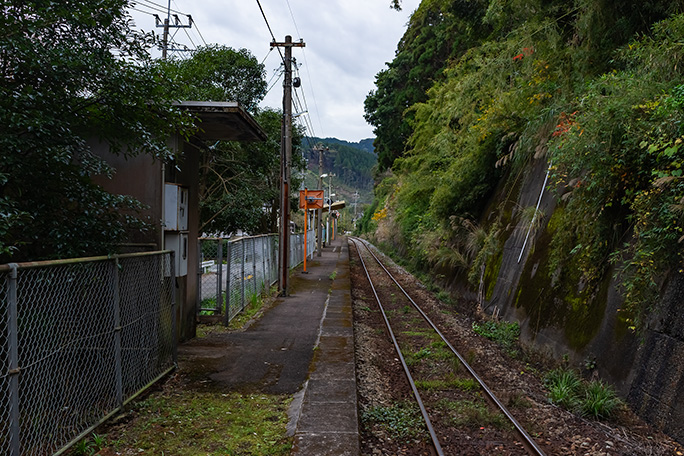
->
xmin=291 ymin=239 xmax=359 ymax=455
xmin=178 ymin=237 xmax=359 ymax=455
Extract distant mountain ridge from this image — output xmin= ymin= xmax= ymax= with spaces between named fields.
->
xmin=301 ymin=136 xmax=376 ymax=204
xmin=309 ymin=137 xmax=375 ymax=155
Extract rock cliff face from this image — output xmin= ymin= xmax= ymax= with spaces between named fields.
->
xmin=487 ymin=156 xmax=684 ymax=443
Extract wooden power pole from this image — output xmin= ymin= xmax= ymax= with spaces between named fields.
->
xmin=272 ymin=35 xmax=305 ymax=296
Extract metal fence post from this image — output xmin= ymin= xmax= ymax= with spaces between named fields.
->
xmin=240 ymin=239 xmax=246 ymax=311
xmin=272 ymin=236 xmax=277 ymax=283
xmin=266 ymin=236 xmax=272 ymax=285
xmin=216 ymin=239 xmax=223 ymax=314
xmin=223 ymin=240 xmax=232 ymax=327
xmin=252 ymin=238 xmax=257 ymax=297
xmin=196 ymin=239 xmax=202 ymax=316
xmin=171 ymin=251 xmax=177 ymax=365
xmin=8 ymin=264 xmax=20 ymax=456
xmin=261 ymin=237 xmax=266 ymax=293
xmin=111 ymin=258 xmax=123 ymax=409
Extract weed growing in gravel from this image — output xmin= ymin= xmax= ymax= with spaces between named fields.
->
xmin=402 ymin=330 xmax=435 ymax=338
xmin=507 ymin=392 xmax=532 ymax=409
xmin=415 ymin=375 xmax=478 ymax=392
xmin=404 ymin=346 xmax=432 ymax=366
xmin=436 ymin=290 xmax=453 ymax=304
xmin=70 ymin=433 xmax=106 ymax=456
xmin=361 ymin=403 xmax=426 ymax=441
xmin=472 ymin=320 xmax=520 ymax=355
xmin=437 ymin=399 xmax=510 ymax=429
xmin=428 ymin=340 xmax=452 ymax=360
xmin=465 ymin=349 xmax=478 ymax=365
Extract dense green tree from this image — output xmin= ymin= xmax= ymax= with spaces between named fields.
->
xmin=198 ymin=109 xmax=305 ymax=235
xmin=159 ymin=46 xmax=300 ymax=235
xmin=363 ymin=0 xmax=684 ymax=328
xmin=0 ymin=0 xmax=192 ymax=262
xmin=364 ymin=0 xmax=490 ymax=171
xmin=157 ymin=45 xmax=267 ymax=112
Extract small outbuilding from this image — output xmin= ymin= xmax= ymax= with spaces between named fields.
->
xmin=92 ymin=101 xmax=267 ymax=341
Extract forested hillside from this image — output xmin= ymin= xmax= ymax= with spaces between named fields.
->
xmin=363 ymin=0 xmax=684 ymax=330
xmin=302 ymin=137 xmax=376 ymax=195
xmin=362 ymin=0 xmax=684 ymax=442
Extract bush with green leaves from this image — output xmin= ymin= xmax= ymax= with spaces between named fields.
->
xmin=548 ymin=14 xmax=684 ymax=329
xmin=363 ymin=0 xmax=684 ymax=332
xmin=0 ymin=0 xmax=195 ymax=262
xmin=581 ymin=380 xmax=621 ymax=419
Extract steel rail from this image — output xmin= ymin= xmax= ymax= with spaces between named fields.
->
xmin=352 ymin=237 xmax=547 ymax=456
xmin=350 ymin=238 xmax=445 ymax=456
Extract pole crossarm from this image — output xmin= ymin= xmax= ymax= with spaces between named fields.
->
xmin=270 ymin=40 xmax=306 ymax=48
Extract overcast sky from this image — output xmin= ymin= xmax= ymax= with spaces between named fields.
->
xmin=129 ymin=0 xmax=421 ymax=142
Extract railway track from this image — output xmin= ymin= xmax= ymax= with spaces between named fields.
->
xmin=350 ymin=237 xmax=547 ymax=456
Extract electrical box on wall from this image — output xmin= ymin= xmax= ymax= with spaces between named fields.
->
xmin=164 ymin=183 xmax=188 ymax=231
xmin=165 ymin=232 xmax=188 ymax=277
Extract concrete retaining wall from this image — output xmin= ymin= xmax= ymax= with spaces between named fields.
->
xmin=485 ymin=156 xmax=684 ymax=444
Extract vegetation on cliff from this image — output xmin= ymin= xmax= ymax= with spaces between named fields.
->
xmin=361 ymin=0 xmax=684 ymax=330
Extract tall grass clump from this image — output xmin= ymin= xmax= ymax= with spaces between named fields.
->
xmin=581 ymin=380 xmax=621 ymax=419
xmin=545 ymin=368 xmax=581 ymax=410
xmin=545 ymin=368 xmax=622 ymax=420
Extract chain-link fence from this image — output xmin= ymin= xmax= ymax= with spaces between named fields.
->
xmin=0 ymin=251 xmax=176 ymax=456
xmin=198 ymin=231 xmax=316 ymax=324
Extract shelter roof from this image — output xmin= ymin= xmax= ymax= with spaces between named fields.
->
xmin=175 ymin=101 xmax=267 ymax=142
xmin=322 ymin=201 xmax=346 ymax=213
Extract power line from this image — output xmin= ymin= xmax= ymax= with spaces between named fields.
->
xmin=292 ymin=64 xmax=317 ymax=139
xmin=137 ymin=0 xmax=185 ymax=15
xmin=298 ymin=53 xmax=324 ymax=137
xmin=181 ymin=24 xmax=197 ymax=48
xmin=264 ymin=68 xmax=284 ymax=97
xmin=171 ymin=0 xmax=207 ymax=46
xmin=284 ymin=0 xmax=324 ymax=137
xmin=293 ymin=89 xmax=316 ymax=139
xmin=285 ymin=0 xmax=302 ymax=40
xmin=130 ymin=6 xmax=155 ymax=16
xmin=260 ymin=47 xmax=274 ymax=65
xmin=193 ymin=21 xmax=208 ymax=46
xmin=254 ymin=0 xmax=285 ymax=62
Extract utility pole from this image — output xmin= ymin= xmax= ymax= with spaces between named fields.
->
xmin=155 ymin=11 xmax=193 ymax=59
xmin=272 ymin=35 xmax=305 ymax=296
xmin=314 ymin=146 xmax=328 ymax=257
xmin=353 ymin=191 xmax=359 ymax=217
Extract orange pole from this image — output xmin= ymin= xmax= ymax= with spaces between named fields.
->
xmin=303 ymin=188 xmax=308 ymax=273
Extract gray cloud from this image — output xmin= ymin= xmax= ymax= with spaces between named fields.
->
xmin=130 ymin=0 xmax=421 ymax=141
